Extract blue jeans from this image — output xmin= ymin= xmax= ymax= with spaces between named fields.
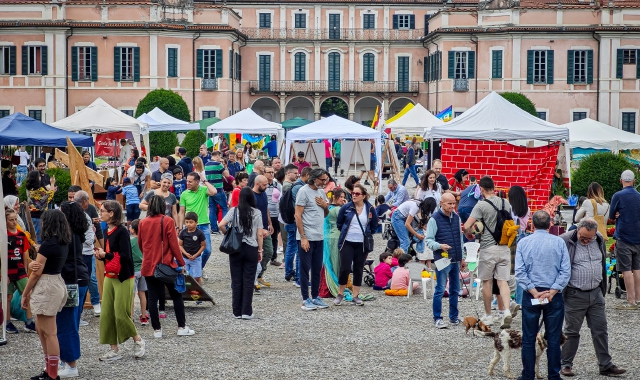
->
xmin=325 ymin=157 xmax=332 ymax=171
xmin=391 ymin=211 xmax=411 ymax=253
xmin=16 ymin=165 xmax=27 ymax=186
xmin=298 ymin=240 xmax=323 ymax=300
xmin=57 ymin=286 xmax=88 ymax=363
xmin=284 ymin=224 xmax=300 ymax=281
xmin=402 ymin=165 xmax=419 ymax=186
xmin=521 ymin=290 xmax=564 ymax=380
xmin=32 ymin=217 xmax=41 ymax=244
xmin=126 ymin=204 xmax=140 ymax=221
xmin=515 ymin=280 xmax=524 ymax=305
xmin=209 ymin=191 xmax=228 ymax=232
xmin=433 ymin=261 xmax=460 ymax=321
xmin=197 ymin=224 xmax=212 ymax=269
xmin=82 ymin=254 xmax=101 ymax=305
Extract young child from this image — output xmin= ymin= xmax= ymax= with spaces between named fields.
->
xmin=375 ymin=195 xmax=391 ymax=233
xmin=390 ymin=254 xmax=420 ymax=293
xmin=391 ymin=248 xmax=404 ymax=270
xmin=172 ymin=168 xmax=187 ymax=201
xmin=129 ymin=219 xmax=148 ymax=325
xmin=5 ymin=207 xmax=35 ymax=332
xmin=469 ymin=176 xmax=477 ymax=186
xmin=374 ymin=252 xmax=394 ymax=290
xmin=122 ymin=177 xmax=141 ymax=224
xmin=179 ymin=212 xmax=206 ymax=285
xmin=105 ymin=177 xmax=122 ymax=200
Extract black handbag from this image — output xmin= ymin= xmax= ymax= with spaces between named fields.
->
xmin=356 ymin=206 xmax=375 ymax=253
xmin=220 ymin=208 xmax=243 ymax=255
xmin=64 ymin=235 xmax=80 ymax=308
xmin=153 ymin=216 xmax=178 ymax=284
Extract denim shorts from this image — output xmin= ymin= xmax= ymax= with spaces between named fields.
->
xmin=186 ymin=256 xmax=203 ymax=278
xmin=134 ymin=271 xmax=147 ymax=292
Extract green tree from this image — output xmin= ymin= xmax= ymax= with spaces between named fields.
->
xmin=135 ymin=89 xmax=188 ymax=157
xmin=19 ymin=167 xmax=71 ymax=207
xmin=148 ymin=132 xmax=179 ymax=158
xmin=571 ymin=152 xmax=638 ymax=201
xmin=320 ymin=97 xmax=348 ymax=118
xmin=500 ymin=92 xmax=538 ymax=117
xmin=182 ymin=130 xmax=207 ymax=158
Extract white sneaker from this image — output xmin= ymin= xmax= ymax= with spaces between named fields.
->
xmin=93 ymin=303 xmax=101 ymax=316
xmin=99 ymin=349 xmax=122 ymax=361
xmin=480 ymin=315 xmax=494 ymax=326
xmin=153 ymin=329 xmax=163 ymax=338
xmin=177 ymin=326 xmax=195 ymax=336
xmin=277 ymin=246 xmax=283 ymax=254
xmin=134 ymin=339 xmax=146 ymax=358
xmin=79 ymin=320 xmax=89 ymax=327
xmin=58 ymin=364 xmax=79 ymax=378
xmin=434 ymin=319 xmax=447 ymax=329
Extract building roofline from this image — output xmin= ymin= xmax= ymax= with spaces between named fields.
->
xmin=424 ymin=25 xmax=640 ymax=38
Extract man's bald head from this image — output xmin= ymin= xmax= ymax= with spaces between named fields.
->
xmin=253 ymin=160 xmax=265 ymax=174
xmin=441 ymin=192 xmax=456 ymax=203
xmin=253 ymin=174 xmax=268 ymax=193
xmin=440 ymin=192 xmax=457 ymax=214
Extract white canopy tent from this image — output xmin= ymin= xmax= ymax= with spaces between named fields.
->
xmin=285 ymin=115 xmax=382 ymax=177
xmin=386 ymin=103 xmax=444 ymax=136
xmin=563 ymin=118 xmax=640 ymax=153
xmin=138 ymin=107 xmax=200 ymax=132
xmin=52 ymin=98 xmax=150 ymax=156
xmin=427 ymin=91 xmax=569 ymax=141
xmin=207 ymin=108 xmax=284 ymax=154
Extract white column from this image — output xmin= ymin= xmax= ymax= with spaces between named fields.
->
xmin=348 ymin=42 xmax=355 ymax=81
xmin=280 ymin=5 xmax=286 ymax=28
xmin=54 ymin=32 xmax=65 ymax=120
xmin=150 ymin=34 xmax=158 ymax=89
xmin=315 ymin=5 xmax=321 ymax=29
xmin=383 ymin=43 xmax=389 ymax=81
xmin=314 ymin=42 xmax=321 ymax=80
xmin=511 ymin=36 xmax=521 ymax=91
xmin=280 ymin=42 xmax=286 ymax=80
xmin=349 ymin=5 xmax=355 ymax=29
xmin=599 ymin=36 xmax=611 ymax=124
xmin=44 ymin=33 xmax=55 ymax=123
xmin=610 ymin=37 xmax=621 ymax=127
xmin=383 ymin=6 xmax=389 ymax=29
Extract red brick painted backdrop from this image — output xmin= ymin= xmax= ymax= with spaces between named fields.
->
xmin=440 ymin=139 xmax=560 ymax=211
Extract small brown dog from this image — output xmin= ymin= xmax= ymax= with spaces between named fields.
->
xmin=462 ymin=316 xmax=491 ymax=335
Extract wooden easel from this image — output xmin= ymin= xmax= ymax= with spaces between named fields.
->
xmin=345 ymin=139 xmax=369 ymax=178
xmin=288 ymin=141 xmax=322 ymax=167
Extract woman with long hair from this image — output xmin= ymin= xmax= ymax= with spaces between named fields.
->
xmin=243 ymin=142 xmax=257 ymax=164
xmin=334 ymin=184 xmax=379 ymax=305
xmin=574 ymin=182 xmax=610 ymax=222
xmin=218 ymin=187 xmax=264 ymax=319
xmin=320 ymin=188 xmax=347 ymax=298
xmin=21 ymin=210 xmax=70 ymax=380
xmin=449 ymin=169 xmax=469 ymax=197
xmin=2 ymin=169 xmax=18 ymax=196
xmin=234 ymin=149 xmax=247 ymax=172
xmin=138 ymin=195 xmax=193 ymax=338
xmin=139 ymin=173 xmax=179 ymax=223
xmin=416 ymin=169 xmax=443 ymax=205
xmin=192 ymin=156 xmax=206 ymax=185
xmin=229 ymin=172 xmax=249 ymax=208
xmin=95 ymin=200 xmax=145 ymax=361
xmin=508 ymin=185 xmax=531 ymax=231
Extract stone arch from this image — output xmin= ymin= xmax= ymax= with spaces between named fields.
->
xmin=251 ymin=97 xmax=281 ymax=122
xmin=354 ymin=96 xmax=382 ymax=125
xmin=320 ymin=96 xmax=348 ymax=119
xmin=389 ymin=97 xmax=415 ymax=117
xmin=284 ymin=96 xmax=314 ymax=121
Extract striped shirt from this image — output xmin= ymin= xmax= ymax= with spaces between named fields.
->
xmin=204 ymin=160 xmax=224 ymax=189
xmin=568 ymin=240 xmax=602 ymax=291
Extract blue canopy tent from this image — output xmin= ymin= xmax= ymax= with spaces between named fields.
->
xmin=0 ymin=112 xmax=94 ymax=147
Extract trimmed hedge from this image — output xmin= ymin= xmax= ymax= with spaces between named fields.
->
xmin=135 ymin=89 xmax=191 ymax=121
xmin=149 ymin=131 xmax=179 ymax=158
xmin=182 ymin=130 xmax=207 ymax=158
xmin=500 ymin=92 xmax=537 ymax=117
xmin=571 ymin=152 xmax=638 ymax=202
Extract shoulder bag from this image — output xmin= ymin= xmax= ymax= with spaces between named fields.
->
xmin=356 ymin=206 xmax=375 ymax=253
xmin=590 ymin=199 xmax=609 ymax=239
xmin=154 ymin=216 xmax=179 ymax=284
xmin=64 ymin=235 xmax=80 ymax=308
xmin=220 ymin=208 xmax=244 ymax=255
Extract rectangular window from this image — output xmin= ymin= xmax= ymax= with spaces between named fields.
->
xmin=77 ymin=46 xmax=92 ymax=80
xmin=168 ymin=48 xmax=178 ymax=77
xmin=119 ymin=47 xmax=134 ymax=81
xmin=622 ymin=112 xmax=636 ymax=133
xmin=363 ymin=53 xmax=375 ymax=82
xmin=363 ymin=14 xmax=375 ymax=29
xmin=454 ymin=111 xmax=463 ymax=118
xmin=294 ymin=14 xmax=306 ymax=29
xmin=202 ymin=110 xmax=216 ymax=119
xmin=491 ymin=50 xmax=502 ymax=79
xmin=294 ymin=53 xmax=305 ymax=82
xmin=202 ymin=50 xmax=216 ymax=79
xmin=121 ymin=110 xmax=134 ymax=117
xmin=622 ymin=49 xmax=637 ymax=64
xmin=397 ymin=15 xmax=410 ymax=30
xmin=0 ymin=46 xmax=16 ymax=75
xmin=454 ymin=51 xmax=468 ymax=79
xmin=573 ymin=112 xmax=587 ymax=121
xmin=533 ymin=50 xmax=547 ymax=84
xmin=28 ymin=110 xmax=42 ymax=121
xmin=573 ymin=50 xmax=587 ymax=84
xmin=28 ymin=46 xmax=43 ymax=74
xmin=259 ymin=13 xmax=271 ymax=28
xmin=537 ymin=111 xmax=547 ymax=120
xmin=0 ymin=110 xmax=10 ymax=117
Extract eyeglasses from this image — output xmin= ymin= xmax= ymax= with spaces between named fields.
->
xmin=265 ymin=171 xmax=274 ymax=174
xmin=352 ymin=192 xmax=363 ymax=197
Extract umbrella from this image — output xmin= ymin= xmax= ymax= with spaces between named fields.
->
xmin=281 ymin=117 xmax=313 ymax=130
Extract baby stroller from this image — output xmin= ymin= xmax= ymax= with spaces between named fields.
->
xmin=607 ymin=248 xmax=627 ymax=299
xmin=363 ymin=259 xmax=375 ymax=287
xmin=382 ymin=221 xmax=417 ymax=257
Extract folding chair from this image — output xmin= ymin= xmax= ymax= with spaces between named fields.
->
xmin=464 ymin=242 xmax=483 ymax=300
xmin=406 ymin=262 xmax=434 ymax=299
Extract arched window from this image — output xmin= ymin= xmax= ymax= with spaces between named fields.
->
xmin=363 ymin=53 xmax=375 ymax=82
xmin=294 ymin=52 xmax=306 ymax=81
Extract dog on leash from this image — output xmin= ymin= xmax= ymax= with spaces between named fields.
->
xmin=462 ymin=316 xmax=492 ymax=335
xmin=488 ymin=328 xmax=567 ymax=379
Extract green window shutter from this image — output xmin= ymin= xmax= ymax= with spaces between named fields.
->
xmin=41 ymin=46 xmax=48 ymax=75
xmin=229 ymin=49 xmax=233 ymax=78
xmin=91 ymin=47 xmax=98 ymax=81
xmin=392 ymin=15 xmax=398 ymax=29
xmin=546 ymin=50 xmax=554 ymax=84
xmin=238 ymin=54 xmax=241 ymax=80
xmin=215 ymin=49 xmax=223 ymax=78
xmin=492 ymin=50 xmax=502 ymax=79
xmin=363 ymin=53 xmax=374 ymax=82
xmin=21 ymin=46 xmax=28 ymax=75
xmin=424 ymin=14 xmax=430 ymax=35
xmin=133 ymin=47 xmax=140 ymax=82
xmin=467 ymin=51 xmax=475 ymax=79
xmin=9 ymin=46 xmax=16 ymax=75
xmin=113 ymin=47 xmax=121 ymax=81
xmin=616 ymin=49 xmax=623 ymax=79
xmin=526 ymin=50 xmax=533 ymax=84
xmin=294 ymin=53 xmax=305 ymax=81
xmin=196 ymin=49 xmax=203 ymax=78
xmin=168 ymin=48 xmax=177 ymax=77
xmin=566 ymin=50 xmax=574 ymax=84
xmin=587 ymin=50 xmax=593 ymax=84
xmin=71 ymin=46 xmax=78 ymax=81
xmin=637 ymin=49 xmax=640 ymax=79
xmin=424 ymin=56 xmax=428 ymax=82
xmin=409 ymin=15 xmax=415 ymax=30
xmin=439 ymin=51 xmax=442 ymax=80
xmin=447 ymin=51 xmax=455 ymax=79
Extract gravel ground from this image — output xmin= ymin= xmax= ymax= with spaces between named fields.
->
xmin=2 ymin=177 xmax=637 ymax=379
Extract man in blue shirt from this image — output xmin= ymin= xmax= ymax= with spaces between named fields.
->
xmin=609 ymin=169 xmax=640 ymax=310
xmin=515 ymin=210 xmax=571 ymax=380
xmin=265 ymin=135 xmax=278 ymax=159
xmin=402 ymin=141 xmax=419 ymax=186
xmin=227 ymin=151 xmax=243 ymax=177
xmin=384 ymin=179 xmax=409 ymax=207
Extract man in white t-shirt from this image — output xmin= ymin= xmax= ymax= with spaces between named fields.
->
xmin=14 ymin=146 xmax=30 ymax=186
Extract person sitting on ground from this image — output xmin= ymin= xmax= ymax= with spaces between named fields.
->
xmin=374 ymin=252 xmax=394 ymax=290
xmin=179 ymin=212 xmax=206 ymax=286
xmin=391 ymin=248 xmax=403 ymax=269
xmin=388 ymin=253 xmax=419 ymax=294
xmin=129 ymin=219 xmax=148 ymax=327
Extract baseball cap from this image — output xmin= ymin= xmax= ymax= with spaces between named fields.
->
xmin=621 ymin=170 xmax=635 ymax=182
xmin=178 ymin=147 xmax=187 ymax=155
xmin=297 ymin=151 xmax=305 ymax=157
xmin=123 ymin=177 xmax=132 ymax=184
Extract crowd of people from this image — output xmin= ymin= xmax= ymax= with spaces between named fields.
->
xmin=1 ymin=136 xmax=635 ymax=380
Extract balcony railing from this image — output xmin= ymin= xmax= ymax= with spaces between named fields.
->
xmin=453 ymin=78 xmax=469 ymax=92
xmin=201 ymin=78 xmax=218 ymax=90
xmin=241 ymin=28 xmax=424 ymax=41
xmin=249 ymin=80 xmax=419 ymax=94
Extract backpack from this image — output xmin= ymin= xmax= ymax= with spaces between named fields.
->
xmin=481 ymin=198 xmax=514 ymax=245
xmin=279 ymin=183 xmax=303 ymax=224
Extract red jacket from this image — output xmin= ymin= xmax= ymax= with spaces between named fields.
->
xmin=138 ymin=215 xmax=185 ymax=277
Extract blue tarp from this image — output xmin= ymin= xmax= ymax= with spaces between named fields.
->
xmin=0 ymin=112 xmax=94 ymax=147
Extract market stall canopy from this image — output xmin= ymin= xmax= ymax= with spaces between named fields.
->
xmin=427 ymin=92 xmax=569 ymax=141
xmin=0 ymin=112 xmax=94 ymax=147
xmin=387 ymin=103 xmax=444 ymax=136
xmin=563 ymin=118 xmax=640 ymax=152
xmin=51 ymin=97 xmax=149 ymax=156
xmin=207 ymin=108 xmax=282 ymax=135
xmin=282 ymin=117 xmax=313 ymax=130
xmin=197 ymin=116 xmax=221 ymax=132
xmin=137 ymin=108 xmax=200 ymax=133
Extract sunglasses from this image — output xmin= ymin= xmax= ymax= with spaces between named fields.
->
xmin=352 ymin=192 xmax=363 ymax=197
